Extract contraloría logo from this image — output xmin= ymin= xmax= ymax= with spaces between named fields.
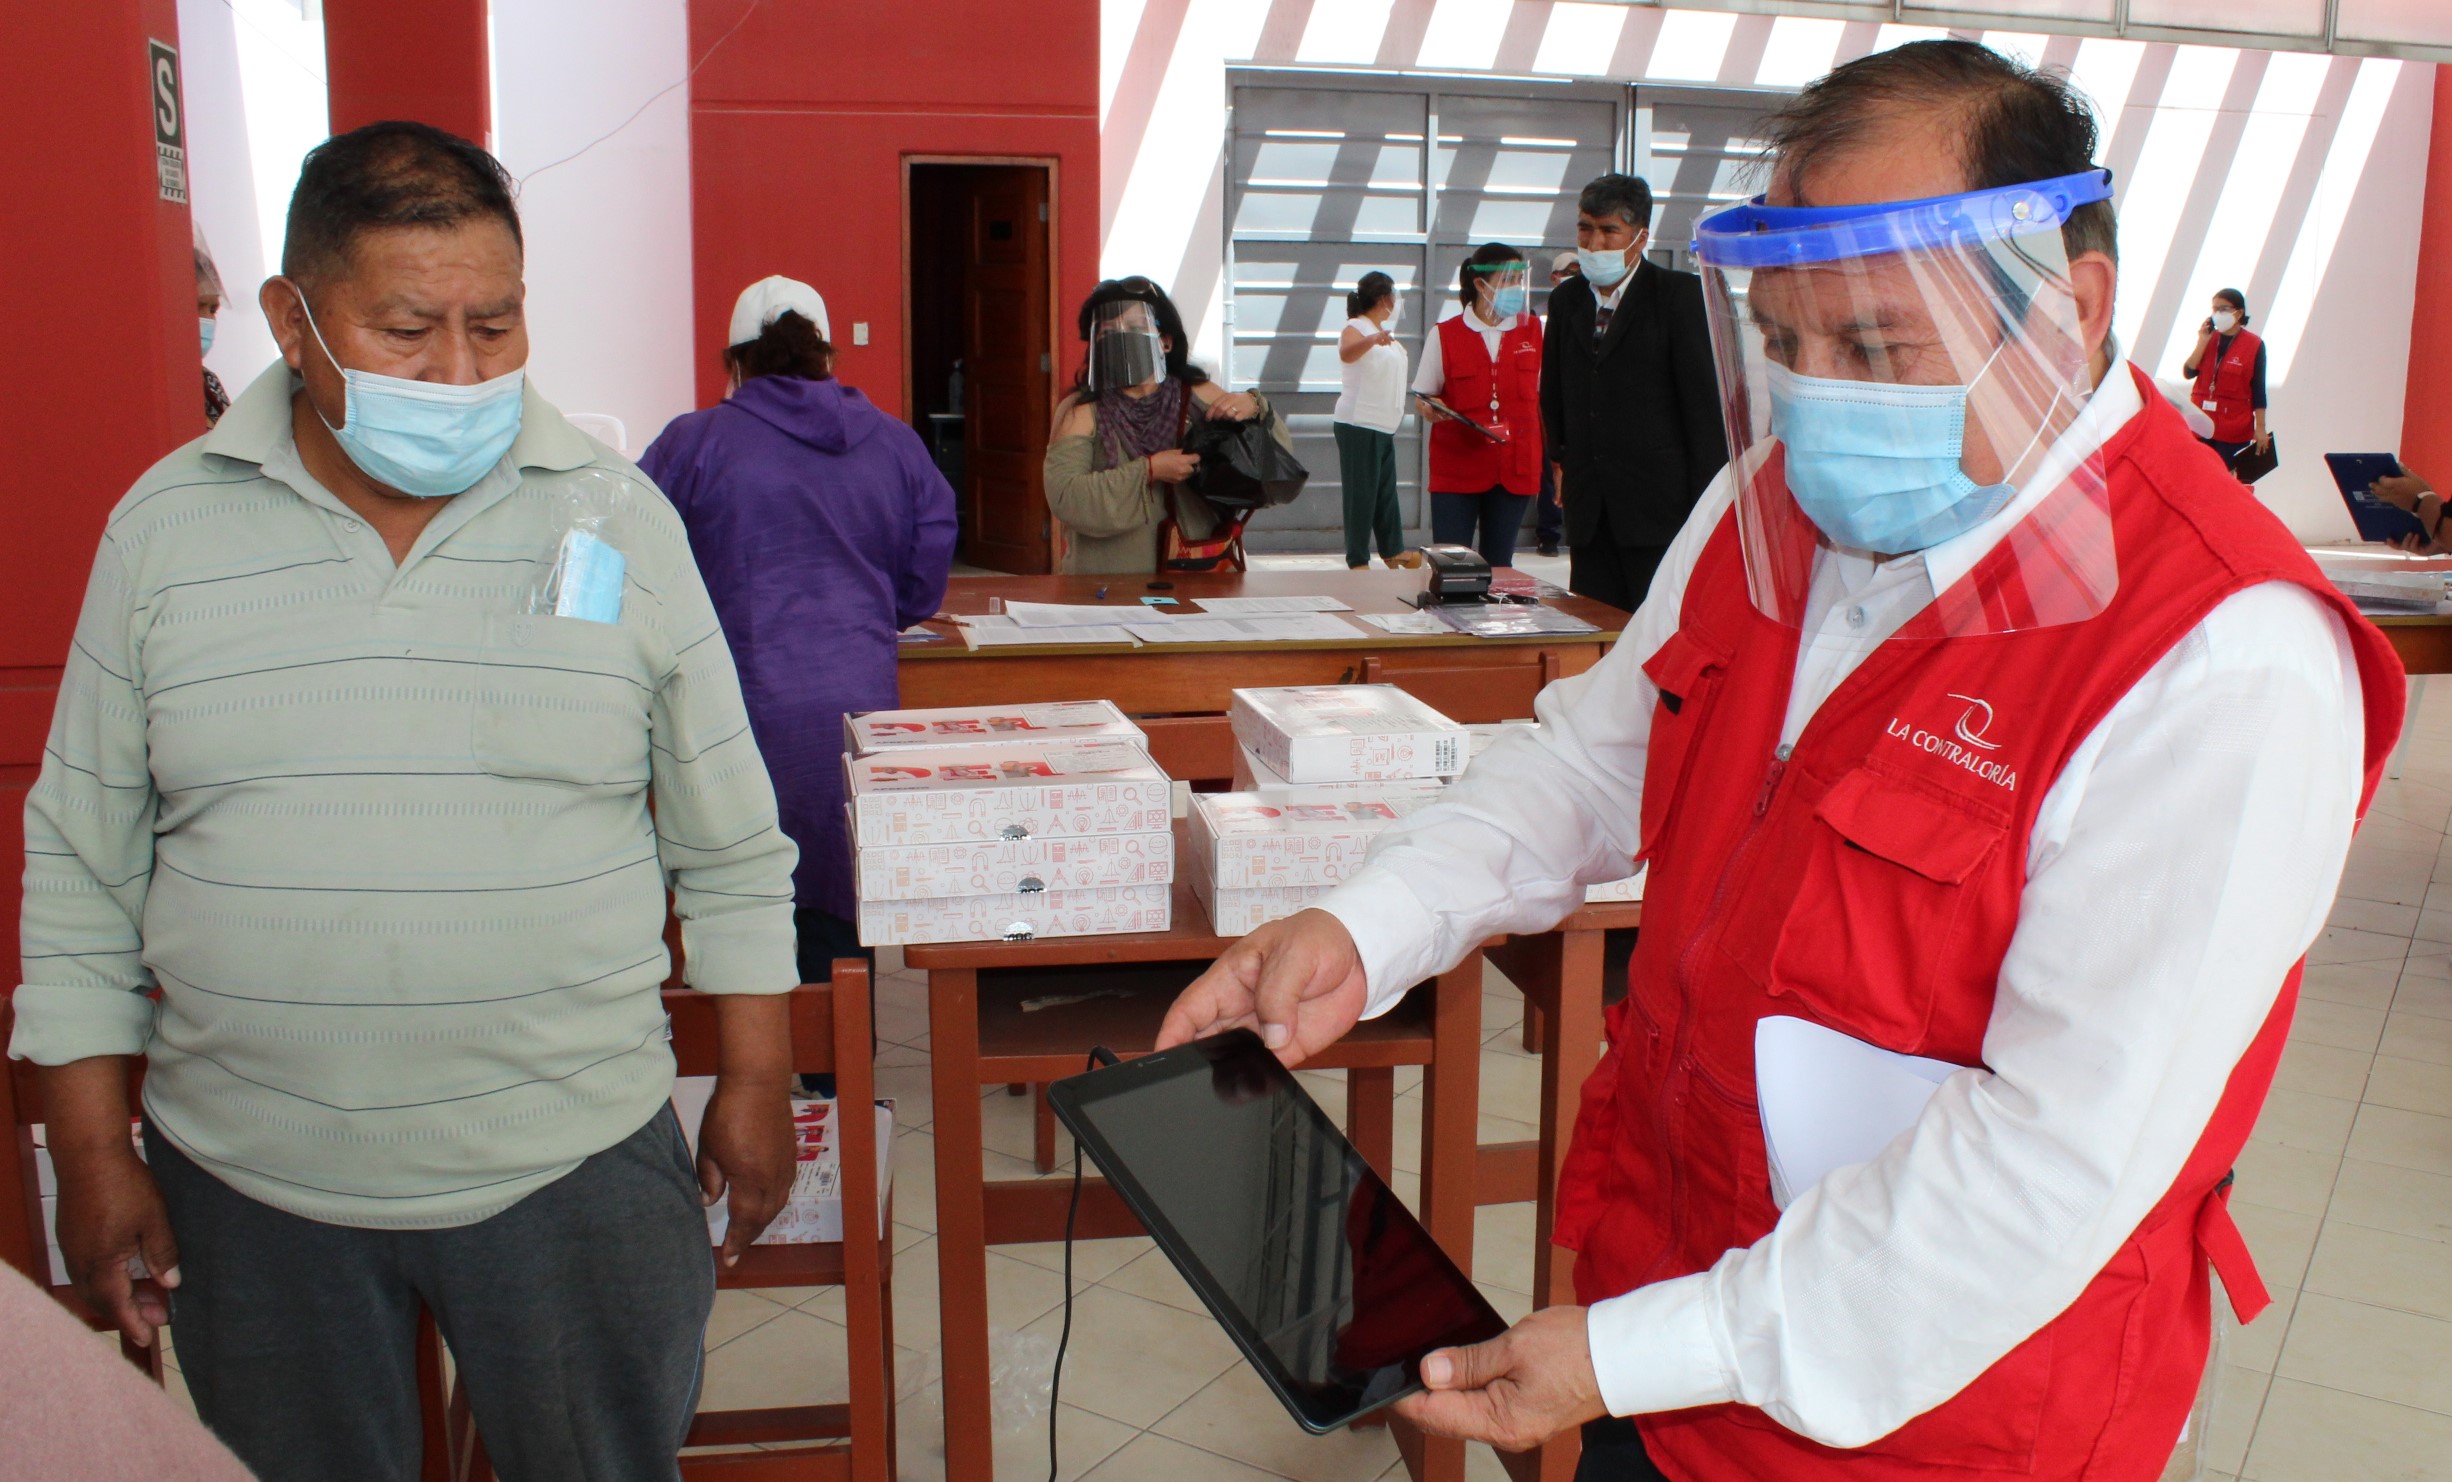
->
xmin=1884 ymin=693 xmax=2017 ymax=790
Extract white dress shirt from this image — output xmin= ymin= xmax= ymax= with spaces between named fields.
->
xmin=1335 ymin=315 xmax=1410 ymax=434
xmin=1412 ymin=306 xmax=1521 ymax=396
xmin=1318 ymin=365 xmax=2366 ymax=1447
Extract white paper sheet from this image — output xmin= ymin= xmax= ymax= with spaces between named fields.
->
xmin=959 ymin=624 xmax=1139 ymax=649
xmin=1754 ymin=1016 xmax=1961 ymax=1210
xmin=1188 ymin=595 xmax=1354 ymax=614
xmin=1125 ymin=614 xmax=1361 ymax=643
xmin=1356 ymin=611 xmax=1450 ymax=635
xmin=1002 ymin=601 xmax=1161 ymax=628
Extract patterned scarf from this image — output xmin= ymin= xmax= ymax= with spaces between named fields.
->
xmin=1093 ymin=378 xmax=1189 ymax=473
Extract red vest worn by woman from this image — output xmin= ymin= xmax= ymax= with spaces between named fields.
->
xmin=1428 ymin=313 xmax=1543 ymax=495
xmin=1552 ymin=370 xmax=2404 ymax=1481
xmin=2189 ymin=328 xmax=2263 ymax=443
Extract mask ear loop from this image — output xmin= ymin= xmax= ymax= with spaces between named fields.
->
xmin=1952 ymin=238 xmax=2090 ymax=498
xmin=286 ymin=282 xmax=354 ymax=437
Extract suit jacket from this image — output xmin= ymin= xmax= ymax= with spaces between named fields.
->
xmin=1539 ymin=260 xmax=1728 ymax=548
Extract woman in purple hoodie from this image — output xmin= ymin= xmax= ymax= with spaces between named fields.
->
xmin=641 ymin=276 xmax=959 ymax=989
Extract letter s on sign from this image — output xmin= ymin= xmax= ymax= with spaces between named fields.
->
xmin=155 ymin=55 xmax=178 ymax=135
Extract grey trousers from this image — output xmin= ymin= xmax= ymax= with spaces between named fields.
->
xmin=149 ymin=1106 xmax=715 ymax=1482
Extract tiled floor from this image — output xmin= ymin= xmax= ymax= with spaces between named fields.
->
xmin=145 ymin=669 xmax=2450 ymax=1480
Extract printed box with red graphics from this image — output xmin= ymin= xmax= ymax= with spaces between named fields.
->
xmin=855 ymin=829 xmax=1174 ymax=902
xmin=1188 ymin=788 xmax=1442 ymax=890
xmin=675 ymin=1081 xmax=895 ymax=1245
xmin=1227 ymin=684 xmax=1466 ymax=784
xmin=855 ymin=883 xmax=1171 ymax=946
xmin=845 ymin=740 xmax=1171 ymax=846
xmin=843 ymin=700 xmax=1144 ymax=755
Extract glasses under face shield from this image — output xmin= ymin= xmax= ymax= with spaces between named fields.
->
xmin=1691 ymin=169 xmax=2120 ymax=637
xmin=1089 ymin=299 xmax=1168 ymax=394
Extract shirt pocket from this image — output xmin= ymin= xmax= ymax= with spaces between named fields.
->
xmin=469 ymin=611 xmax=655 ymax=788
xmin=1637 ymin=628 xmax=1730 ymax=860
xmin=1720 ymin=764 xmax=2007 ymax=1046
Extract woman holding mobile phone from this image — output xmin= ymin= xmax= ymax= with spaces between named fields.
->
xmin=2181 ymin=288 xmax=2269 ymax=469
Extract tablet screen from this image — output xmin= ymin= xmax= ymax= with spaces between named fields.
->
xmin=1052 ymin=1031 xmax=1508 ymax=1432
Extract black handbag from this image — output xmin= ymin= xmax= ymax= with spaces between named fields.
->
xmin=1182 ymin=410 xmax=1308 ymax=511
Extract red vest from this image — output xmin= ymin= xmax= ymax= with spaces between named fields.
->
xmin=1428 ymin=313 xmax=1543 ymax=495
xmin=1553 ymin=371 xmax=2404 ymax=1481
xmin=2189 ymin=328 xmax=2263 ymax=443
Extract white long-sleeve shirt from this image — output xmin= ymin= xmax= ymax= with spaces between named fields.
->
xmin=1318 ymin=366 xmax=2366 ymax=1446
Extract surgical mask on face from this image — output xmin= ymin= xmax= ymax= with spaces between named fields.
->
xmin=1489 ymin=284 xmax=1527 ymax=319
xmin=1576 ymin=247 xmax=1633 ymax=289
xmin=1383 ymin=300 xmax=1402 ymax=332
xmin=294 ymin=288 xmax=524 ymax=498
xmin=199 ymin=316 xmax=216 ymax=355
xmin=1766 ymin=360 xmax=2016 ymax=555
xmin=2210 ymin=310 xmax=2239 ymax=335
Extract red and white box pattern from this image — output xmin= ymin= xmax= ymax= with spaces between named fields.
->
xmin=673 ymin=1079 xmax=895 ymax=1246
xmin=1231 ymin=740 xmax=1451 ymax=798
xmin=855 ymin=829 xmax=1174 ymax=902
xmin=1189 ymin=789 xmax=1443 ymax=890
xmin=843 ymin=700 xmax=1143 ymax=755
xmin=1190 ymin=858 xmax=1337 ymax=936
xmin=1228 ymin=685 xmax=1466 ymax=784
xmin=856 ymin=882 xmax=1172 ymax=946
xmin=846 ymin=740 xmax=1171 ymax=846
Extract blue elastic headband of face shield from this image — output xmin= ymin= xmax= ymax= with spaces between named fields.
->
xmin=1690 ymin=169 xmax=2115 ymax=269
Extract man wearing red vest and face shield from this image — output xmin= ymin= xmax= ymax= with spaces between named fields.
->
xmin=1158 ymin=41 xmax=2405 ymax=1482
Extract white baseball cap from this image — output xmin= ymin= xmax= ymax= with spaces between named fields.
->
xmin=728 ymin=275 xmax=830 ymax=347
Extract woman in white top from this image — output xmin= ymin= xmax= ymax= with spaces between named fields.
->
xmin=1333 ymin=272 xmax=1409 ymax=568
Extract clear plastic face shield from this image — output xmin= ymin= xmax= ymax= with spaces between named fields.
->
xmin=1089 ymin=299 xmax=1168 ymax=394
xmin=1474 ymin=261 xmax=1530 ymax=322
xmin=1691 ymin=169 xmax=2118 ymax=636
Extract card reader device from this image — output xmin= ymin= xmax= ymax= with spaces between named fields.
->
xmin=1415 ymin=544 xmax=1493 ymax=606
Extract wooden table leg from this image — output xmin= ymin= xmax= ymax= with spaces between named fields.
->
xmin=1348 ymin=1066 xmax=1395 ymax=1182
xmin=1520 ymin=999 xmax=1544 ymax=1057
xmin=1534 ymin=929 xmax=1604 ymax=1315
xmin=1400 ymin=954 xmax=1485 ymax=1482
xmin=928 ymin=967 xmax=995 ymax=1482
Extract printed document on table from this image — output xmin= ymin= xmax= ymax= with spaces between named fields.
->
xmin=1124 ymin=614 xmax=1361 ymax=643
xmin=1754 ymin=1016 xmax=1961 ymax=1210
xmin=1188 ymin=595 xmax=1354 ymax=614
xmin=1356 ymin=611 xmax=1450 ymax=635
xmin=1002 ymin=601 xmax=1160 ymax=628
xmin=960 ymin=623 xmax=1139 ymax=649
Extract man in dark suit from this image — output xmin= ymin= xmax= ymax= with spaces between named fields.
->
xmin=1540 ymin=173 xmax=1728 ymax=612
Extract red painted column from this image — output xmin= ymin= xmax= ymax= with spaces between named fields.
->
xmin=2405 ymin=64 xmax=2452 ymax=483
xmin=323 ymin=0 xmax=491 ymax=145
xmin=0 ymin=0 xmax=195 ymax=1282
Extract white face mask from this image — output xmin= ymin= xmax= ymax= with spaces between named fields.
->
xmin=1383 ymin=300 xmax=1402 ymax=332
xmin=2210 ymin=310 xmax=2239 ymax=335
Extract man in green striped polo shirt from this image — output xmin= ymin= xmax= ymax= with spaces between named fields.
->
xmin=13 ymin=122 xmax=802 ymax=1481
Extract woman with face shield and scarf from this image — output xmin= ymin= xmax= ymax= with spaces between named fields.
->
xmin=1413 ymin=243 xmax=1545 ymax=568
xmin=1042 ymin=277 xmax=1274 ymax=573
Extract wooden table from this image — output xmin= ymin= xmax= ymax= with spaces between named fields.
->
xmin=2374 ymin=615 xmax=2452 ymax=675
xmin=899 ymin=571 xmax=1627 ymax=781
xmin=905 ymin=842 xmax=1488 ymax=1482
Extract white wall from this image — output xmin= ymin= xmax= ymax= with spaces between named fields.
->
xmin=177 ymin=0 xmax=329 ymax=397
xmin=1103 ymin=0 xmax=2439 ymax=542
xmin=490 ymin=0 xmax=697 ymax=455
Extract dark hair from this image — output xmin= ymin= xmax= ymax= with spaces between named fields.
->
xmin=1578 ymin=174 xmax=1654 ymax=231
xmin=724 ymin=310 xmax=834 ymax=383
xmin=1348 ymin=271 xmax=1396 ymax=318
xmin=282 ymin=120 xmax=523 ymax=289
xmin=1763 ymin=39 xmax=2116 ymax=266
xmin=1071 ymin=276 xmax=1208 ymax=392
xmin=2213 ymin=287 xmax=2249 ymax=320
xmin=1457 ymin=243 xmax=1525 ymax=310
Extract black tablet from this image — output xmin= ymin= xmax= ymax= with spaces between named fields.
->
xmin=1049 ymin=1030 xmax=1508 ymax=1433
xmin=2324 ymin=452 xmax=2425 ymax=544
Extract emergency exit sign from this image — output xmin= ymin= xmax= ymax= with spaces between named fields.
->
xmin=149 ymin=40 xmax=187 ymax=205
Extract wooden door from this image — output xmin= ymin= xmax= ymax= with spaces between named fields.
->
xmin=962 ymin=167 xmax=1053 ymax=574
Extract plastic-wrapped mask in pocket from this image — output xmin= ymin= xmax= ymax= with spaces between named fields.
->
xmin=552 ymin=528 xmax=626 ymax=623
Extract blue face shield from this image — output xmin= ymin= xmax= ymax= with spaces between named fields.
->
xmin=294 ymin=289 xmax=524 ymax=498
xmin=1765 ymin=361 xmax=2015 ymax=554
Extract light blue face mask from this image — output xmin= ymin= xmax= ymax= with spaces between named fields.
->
xmin=1575 ymin=246 xmax=1634 ymax=289
xmin=1489 ymin=284 xmax=1528 ymax=319
xmin=295 ymin=289 xmax=524 ymax=498
xmin=199 ymin=316 xmax=216 ymax=355
xmin=1765 ymin=360 xmax=2015 ymax=554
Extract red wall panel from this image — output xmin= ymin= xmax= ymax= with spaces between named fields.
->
xmin=323 ymin=0 xmax=491 ymax=144
xmin=685 ymin=0 xmax=1101 ymax=417
xmin=0 ymin=0 xmax=194 ymax=1280
xmin=2407 ymin=65 xmax=2452 ymax=485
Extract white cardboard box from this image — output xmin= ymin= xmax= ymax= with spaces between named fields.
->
xmin=1190 ymin=854 xmax=1336 ymax=936
xmin=672 ymin=1079 xmax=895 ymax=1245
xmin=1584 ymin=867 xmax=1647 ymax=904
xmin=843 ymin=700 xmax=1143 ymax=755
xmin=1228 ymin=685 xmax=1466 ymax=784
xmin=856 ymin=882 xmax=1171 ymax=946
xmin=1188 ymin=788 xmax=1440 ymax=890
xmin=846 ymin=740 xmax=1171 ymax=846
xmin=856 ymin=829 xmax=1174 ymax=901
xmin=1232 ymin=741 xmax=1450 ymax=798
